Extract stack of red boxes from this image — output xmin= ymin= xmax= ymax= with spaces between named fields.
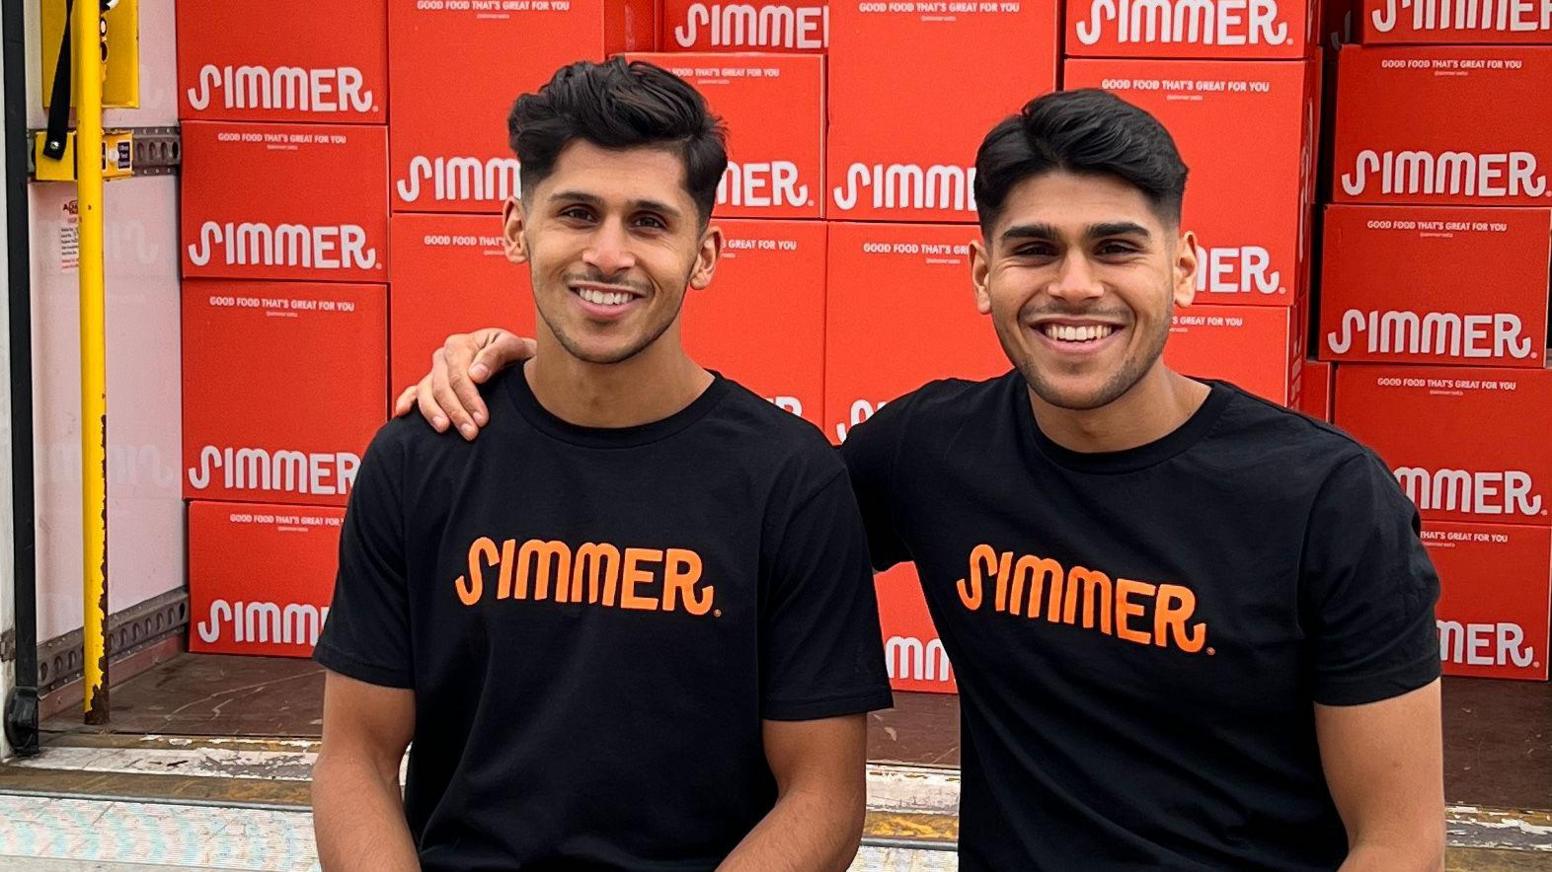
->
xmin=821 ymin=2 xmax=1060 ymax=693
xmin=177 ymin=1 xmax=392 ymax=656
xmin=1324 ymin=13 xmax=1552 ymax=680
xmin=1065 ymin=0 xmax=1326 ymax=411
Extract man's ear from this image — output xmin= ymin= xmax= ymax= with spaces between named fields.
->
xmin=503 ymin=197 xmax=529 ymax=265
xmin=1172 ymin=229 xmax=1199 ymax=308
xmin=970 ymin=236 xmax=992 ymax=316
xmin=688 ymin=223 xmax=724 ymax=290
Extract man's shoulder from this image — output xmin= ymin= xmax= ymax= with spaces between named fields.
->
xmin=362 ymin=402 xmax=495 ymax=485
xmin=899 ymin=372 xmax=1018 ymax=417
xmin=711 ymin=376 xmax=848 ymax=478
xmin=845 ymin=371 xmax=1018 ymax=449
xmin=1208 ymin=382 xmax=1381 ymax=483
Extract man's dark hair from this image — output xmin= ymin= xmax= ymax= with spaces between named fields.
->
xmin=973 ymin=89 xmax=1188 ymax=235
xmin=508 ymin=58 xmax=728 ymax=224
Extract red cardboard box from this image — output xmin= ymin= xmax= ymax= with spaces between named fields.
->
xmin=1422 ymin=521 xmax=1551 ymax=681
xmin=1165 ymin=302 xmax=1307 ymax=404
xmin=878 ymin=565 xmax=958 ymax=694
xmin=824 ymin=223 xmax=1010 ymax=442
xmin=1332 ymin=46 xmax=1552 ymax=206
xmin=1334 ymin=363 xmax=1552 ymax=525
xmin=621 ymin=53 xmax=823 ymax=219
xmin=181 ymin=121 xmax=389 ymax=282
xmin=826 ymin=2 xmax=1059 ymax=223
xmin=177 ymin=0 xmax=388 ymax=124
xmin=1319 ymin=205 xmax=1551 ymax=367
xmin=388 ymin=0 xmax=654 ymax=214
xmin=1300 ymin=358 xmax=1334 ymax=420
xmin=1066 ymin=0 xmax=1319 ymax=58
xmin=388 ymin=214 xmax=535 ymax=394
xmin=1359 ymin=0 xmax=1552 ymax=44
xmin=188 ymin=501 xmax=344 ymax=657
xmin=663 ymin=0 xmax=828 ymax=50
xmin=183 ymin=280 xmax=387 ymax=506
xmin=682 ymin=219 xmax=826 ymax=426
xmin=1065 ymin=59 xmax=1322 ymax=305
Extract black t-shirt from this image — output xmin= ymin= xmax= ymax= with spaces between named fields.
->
xmin=316 ymin=368 xmax=892 ymax=872
xmin=842 ymin=371 xmax=1440 ymax=872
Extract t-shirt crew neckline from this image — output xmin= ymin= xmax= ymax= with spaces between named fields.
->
xmin=1018 ymin=375 xmax=1235 ymax=475
xmin=503 ymin=365 xmax=731 ymax=449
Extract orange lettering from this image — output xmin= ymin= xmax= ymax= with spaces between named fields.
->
xmin=495 ymin=538 xmax=517 ymax=599
xmin=621 ymin=547 xmax=663 ymax=611
xmin=662 ymin=548 xmax=711 ymax=615
xmin=1012 ymin=555 xmax=1062 ymax=619
xmin=959 ymin=544 xmax=995 ymax=610
xmin=1155 ymin=584 xmax=1206 ymax=653
xmin=1063 ymin=567 xmax=1113 ymax=635
xmin=1115 ymin=578 xmax=1156 ymax=645
xmin=517 ymin=540 xmax=571 ymax=601
xmin=572 ymin=542 xmax=621 ymax=606
xmin=993 ymin=550 xmax=1013 ymax=612
xmin=456 ymin=536 xmax=499 ymax=606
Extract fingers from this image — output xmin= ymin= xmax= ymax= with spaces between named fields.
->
xmin=443 ymin=336 xmax=488 ymax=435
xmin=448 ymin=341 xmax=489 ymax=430
xmin=431 ymin=346 xmax=480 ymax=441
xmin=468 ymin=329 xmax=536 ymax=384
xmin=413 ymin=370 xmax=449 ymax=434
xmin=393 ymin=385 xmax=416 ymax=417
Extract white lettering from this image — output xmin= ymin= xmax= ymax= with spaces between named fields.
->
xmin=186 ymin=64 xmax=374 ymax=114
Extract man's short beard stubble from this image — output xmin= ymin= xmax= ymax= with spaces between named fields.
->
xmin=1006 ymin=290 xmax=1175 ymax=413
xmin=533 ymin=264 xmax=697 ymax=366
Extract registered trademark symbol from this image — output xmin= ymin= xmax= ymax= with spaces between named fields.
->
xmin=714 ymin=609 xmax=722 ymax=618
xmin=1207 ymin=647 xmax=1216 ymax=656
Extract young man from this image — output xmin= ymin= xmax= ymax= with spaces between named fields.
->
xmin=409 ymin=90 xmax=1446 ymax=870
xmin=311 ymin=59 xmax=892 ymax=872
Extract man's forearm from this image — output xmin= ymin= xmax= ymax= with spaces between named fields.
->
xmin=312 ymin=753 xmax=420 ymax=872
xmin=717 ymin=787 xmax=864 ymax=872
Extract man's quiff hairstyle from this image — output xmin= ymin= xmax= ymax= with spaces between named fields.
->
xmin=973 ymin=89 xmax=1189 ymax=235
xmin=508 ymin=58 xmax=728 ymax=224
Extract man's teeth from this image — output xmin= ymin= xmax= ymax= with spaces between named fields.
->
xmin=1042 ymin=324 xmax=1116 ymax=342
xmin=578 ymin=288 xmax=633 ymax=306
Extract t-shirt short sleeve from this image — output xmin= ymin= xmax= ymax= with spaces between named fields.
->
xmin=759 ymin=470 xmax=894 ymax=721
xmin=1301 ymin=450 xmax=1442 ymax=706
xmin=839 ymin=397 xmax=913 ymax=573
xmin=314 ymin=427 xmax=415 ymax=689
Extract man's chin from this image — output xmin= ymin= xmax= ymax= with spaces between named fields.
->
xmin=1024 ymin=369 xmax=1134 ymax=413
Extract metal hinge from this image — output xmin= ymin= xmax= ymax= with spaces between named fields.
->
xmin=26 ymin=124 xmax=180 ymax=181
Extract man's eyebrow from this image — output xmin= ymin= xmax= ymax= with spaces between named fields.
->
xmin=1087 ymin=221 xmax=1151 ymax=240
xmin=1000 ymin=223 xmax=1059 ymax=243
xmin=549 ymin=191 xmax=683 ymax=220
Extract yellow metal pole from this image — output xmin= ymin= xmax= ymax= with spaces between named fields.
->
xmin=75 ymin=0 xmax=110 ymax=725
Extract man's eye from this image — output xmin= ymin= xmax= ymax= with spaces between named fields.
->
xmin=559 ymin=207 xmax=593 ymax=221
xmin=634 ymin=215 xmax=667 ymax=230
xmin=1098 ymin=242 xmax=1137 ymax=256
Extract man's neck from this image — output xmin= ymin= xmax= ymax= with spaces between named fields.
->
xmin=1029 ymin=364 xmax=1212 ymax=454
xmin=525 ymin=331 xmax=712 ymax=429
